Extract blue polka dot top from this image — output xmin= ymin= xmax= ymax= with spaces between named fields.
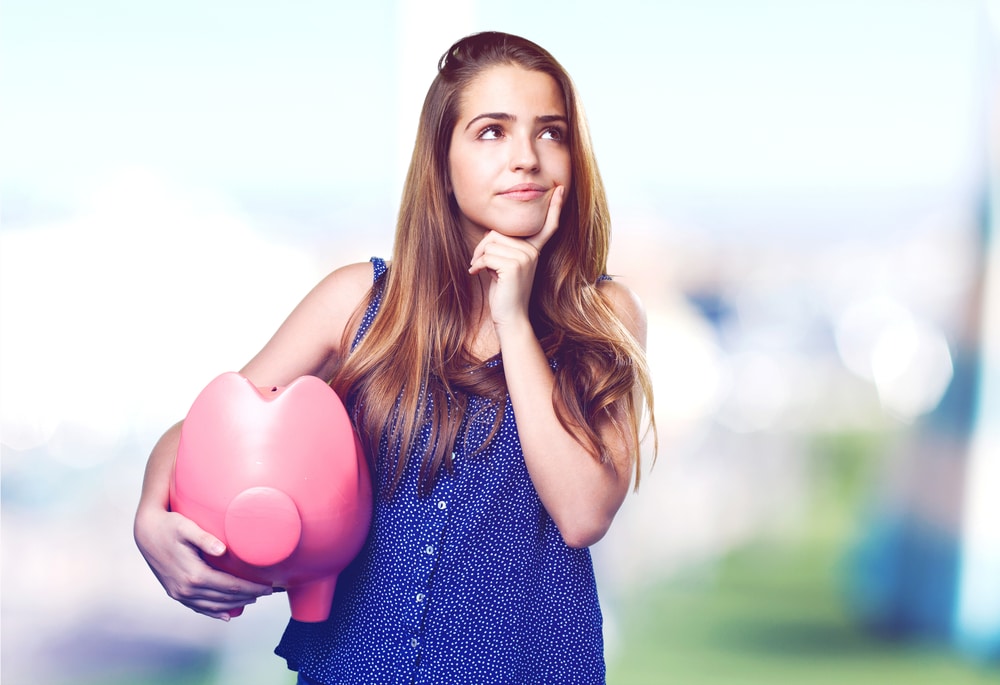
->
xmin=275 ymin=258 xmax=606 ymax=684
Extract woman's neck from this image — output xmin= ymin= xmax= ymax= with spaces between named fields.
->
xmin=465 ymin=270 xmax=500 ymax=362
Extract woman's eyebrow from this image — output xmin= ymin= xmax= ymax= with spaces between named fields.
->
xmin=464 ymin=113 xmax=567 ymax=131
xmin=537 ymin=114 xmax=568 ymax=125
xmin=465 ymin=112 xmax=513 ymax=131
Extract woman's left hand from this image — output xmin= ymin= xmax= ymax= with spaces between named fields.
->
xmin=468 ymin=185 xmax=564 ymax=328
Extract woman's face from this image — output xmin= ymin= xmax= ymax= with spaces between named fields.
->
xmin=448 ymin=64 xmax=571 ymax=242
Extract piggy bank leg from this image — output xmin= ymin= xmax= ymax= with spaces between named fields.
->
xmin=287 ymin=576 xmax=338 ymax=623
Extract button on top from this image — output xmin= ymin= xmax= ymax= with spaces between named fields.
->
xmin=416 ymin=593 xmax=425 ymax=603
xmin=437 ymin=500 xmax=447 ymax=510
xmin=424 ymin=545 xmax=435 ymax=555
xmin=410 ymin=637 xmax=419 ymax=648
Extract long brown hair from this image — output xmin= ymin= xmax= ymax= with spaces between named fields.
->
xmin=332 ymin=31 xmax=655 ymax=495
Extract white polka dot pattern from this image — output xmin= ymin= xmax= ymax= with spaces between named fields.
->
xmin=275 ymin=258 xmax=606 ymax=684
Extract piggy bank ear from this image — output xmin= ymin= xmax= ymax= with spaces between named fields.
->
xmin=225 ymin=486 xmax=302 ymax=567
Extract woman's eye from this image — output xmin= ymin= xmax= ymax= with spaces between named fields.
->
xmin=478 ymin=125 xmax=503 ymax=140
xmin=541 ymin=127 xmax=565 ymax=142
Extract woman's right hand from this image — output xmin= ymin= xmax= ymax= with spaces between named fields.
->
xmin=134 ymin=505 xmax=273 ymax=621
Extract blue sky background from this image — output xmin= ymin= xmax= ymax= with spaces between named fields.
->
xmin=2 ymin=0 xmax=984 ymax=236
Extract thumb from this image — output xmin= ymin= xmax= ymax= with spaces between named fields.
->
xmin=200 ymin=535 xmax=227 ymax=557
xmin=178 ymin=515 xmax=226 ymax=557
xmin=527 ymin=184 xmax=564 ymax=253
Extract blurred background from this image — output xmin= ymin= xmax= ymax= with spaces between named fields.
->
xmin=2 ymin=0 xmax=998 ymax=683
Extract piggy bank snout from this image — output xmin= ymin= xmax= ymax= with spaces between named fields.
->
xmin=224 ymin=486 xmax=302 ymax=567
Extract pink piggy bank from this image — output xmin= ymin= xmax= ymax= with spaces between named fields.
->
xmin=170 ymin=372 xmax=372 ymax=622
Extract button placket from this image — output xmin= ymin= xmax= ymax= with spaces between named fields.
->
xmin=409 ymin=460 xmax=455 ymax=655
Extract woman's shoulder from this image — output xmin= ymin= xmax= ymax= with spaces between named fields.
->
xmin=597 ymin=277 xmax=647 ymax=343
xmin=295 ymin=261 xmax=382 ymax=340
xmin=312 ymin=260 xmax=383 ymax=299
xmin=597 ymin=277 xmax=644 ymax=315
xmin=237 ymin=260 xmax=382 ymax=385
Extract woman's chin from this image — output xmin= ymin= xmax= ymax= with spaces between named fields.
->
xmin=491 ymin=221 xmax=545 ymax=239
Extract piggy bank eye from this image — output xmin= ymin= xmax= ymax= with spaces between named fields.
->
xmin=271 ymin=387 xmax=278 ymax=392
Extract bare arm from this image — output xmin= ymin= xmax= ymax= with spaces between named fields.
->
xmin=239 ymin=261 xmax=376 ymax=386
xmin=133 ymin=261 xmax=375 ymax=619
xmin=469 ymin=188 xmax=645 ymax=547
xmin=497 ymin=281 xmax=644 ymax=548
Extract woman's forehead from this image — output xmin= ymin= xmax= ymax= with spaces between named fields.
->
xmin=457 ymin=65 xmax=565 ymax=119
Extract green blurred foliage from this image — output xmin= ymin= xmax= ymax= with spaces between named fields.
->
xmin=607 ymin=428 xmax=997 ymax=684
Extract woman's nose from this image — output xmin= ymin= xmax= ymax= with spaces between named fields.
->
xmin=510 ymin=136 xmax=540 ymax=172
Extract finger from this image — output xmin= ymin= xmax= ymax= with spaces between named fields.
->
xmin=172 ymin=571 xmax=271 ymax=623
xmin=189 ymin=567 xmax=274 ymax=600
xmin=190 ymin=591 xmax=258 ymax=613
xmin=173 ymin=519 xmax=274 ymax=597
xmin=469 ymin=239 xmax=532 ymax=276
xmin=168 ymin=561 xmax=272 ymax=604
xmin=172 ymin=512 xmax=226 ymax=557
xmin=527 ymin=184 xmax=565 ymax=252
xmin=193 ymin=530 xmax=227 ymax=558
xmin=469 ymin=230 xmax=496 ymax=271
xmin=195 ymin=601 xmax=248 ymax=622
xmin=470 ymin=231 xmax=517 ymax=275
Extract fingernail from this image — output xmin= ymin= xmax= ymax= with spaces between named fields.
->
xmin=209 ymin=542 xmax=225 ymax=556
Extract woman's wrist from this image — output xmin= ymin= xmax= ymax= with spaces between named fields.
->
xmin=493 ymin=313 xmax=535 ymax=347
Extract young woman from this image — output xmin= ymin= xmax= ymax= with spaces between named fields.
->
xmin=134 ymin=31 xmax=655 ymax=684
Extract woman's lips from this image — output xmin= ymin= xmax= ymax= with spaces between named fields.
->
xmin=498 ymin=184 xmax=547 ymax=201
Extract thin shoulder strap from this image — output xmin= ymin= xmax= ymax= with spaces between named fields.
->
xmin=350 ymin=257 xmax=388 ymax=351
